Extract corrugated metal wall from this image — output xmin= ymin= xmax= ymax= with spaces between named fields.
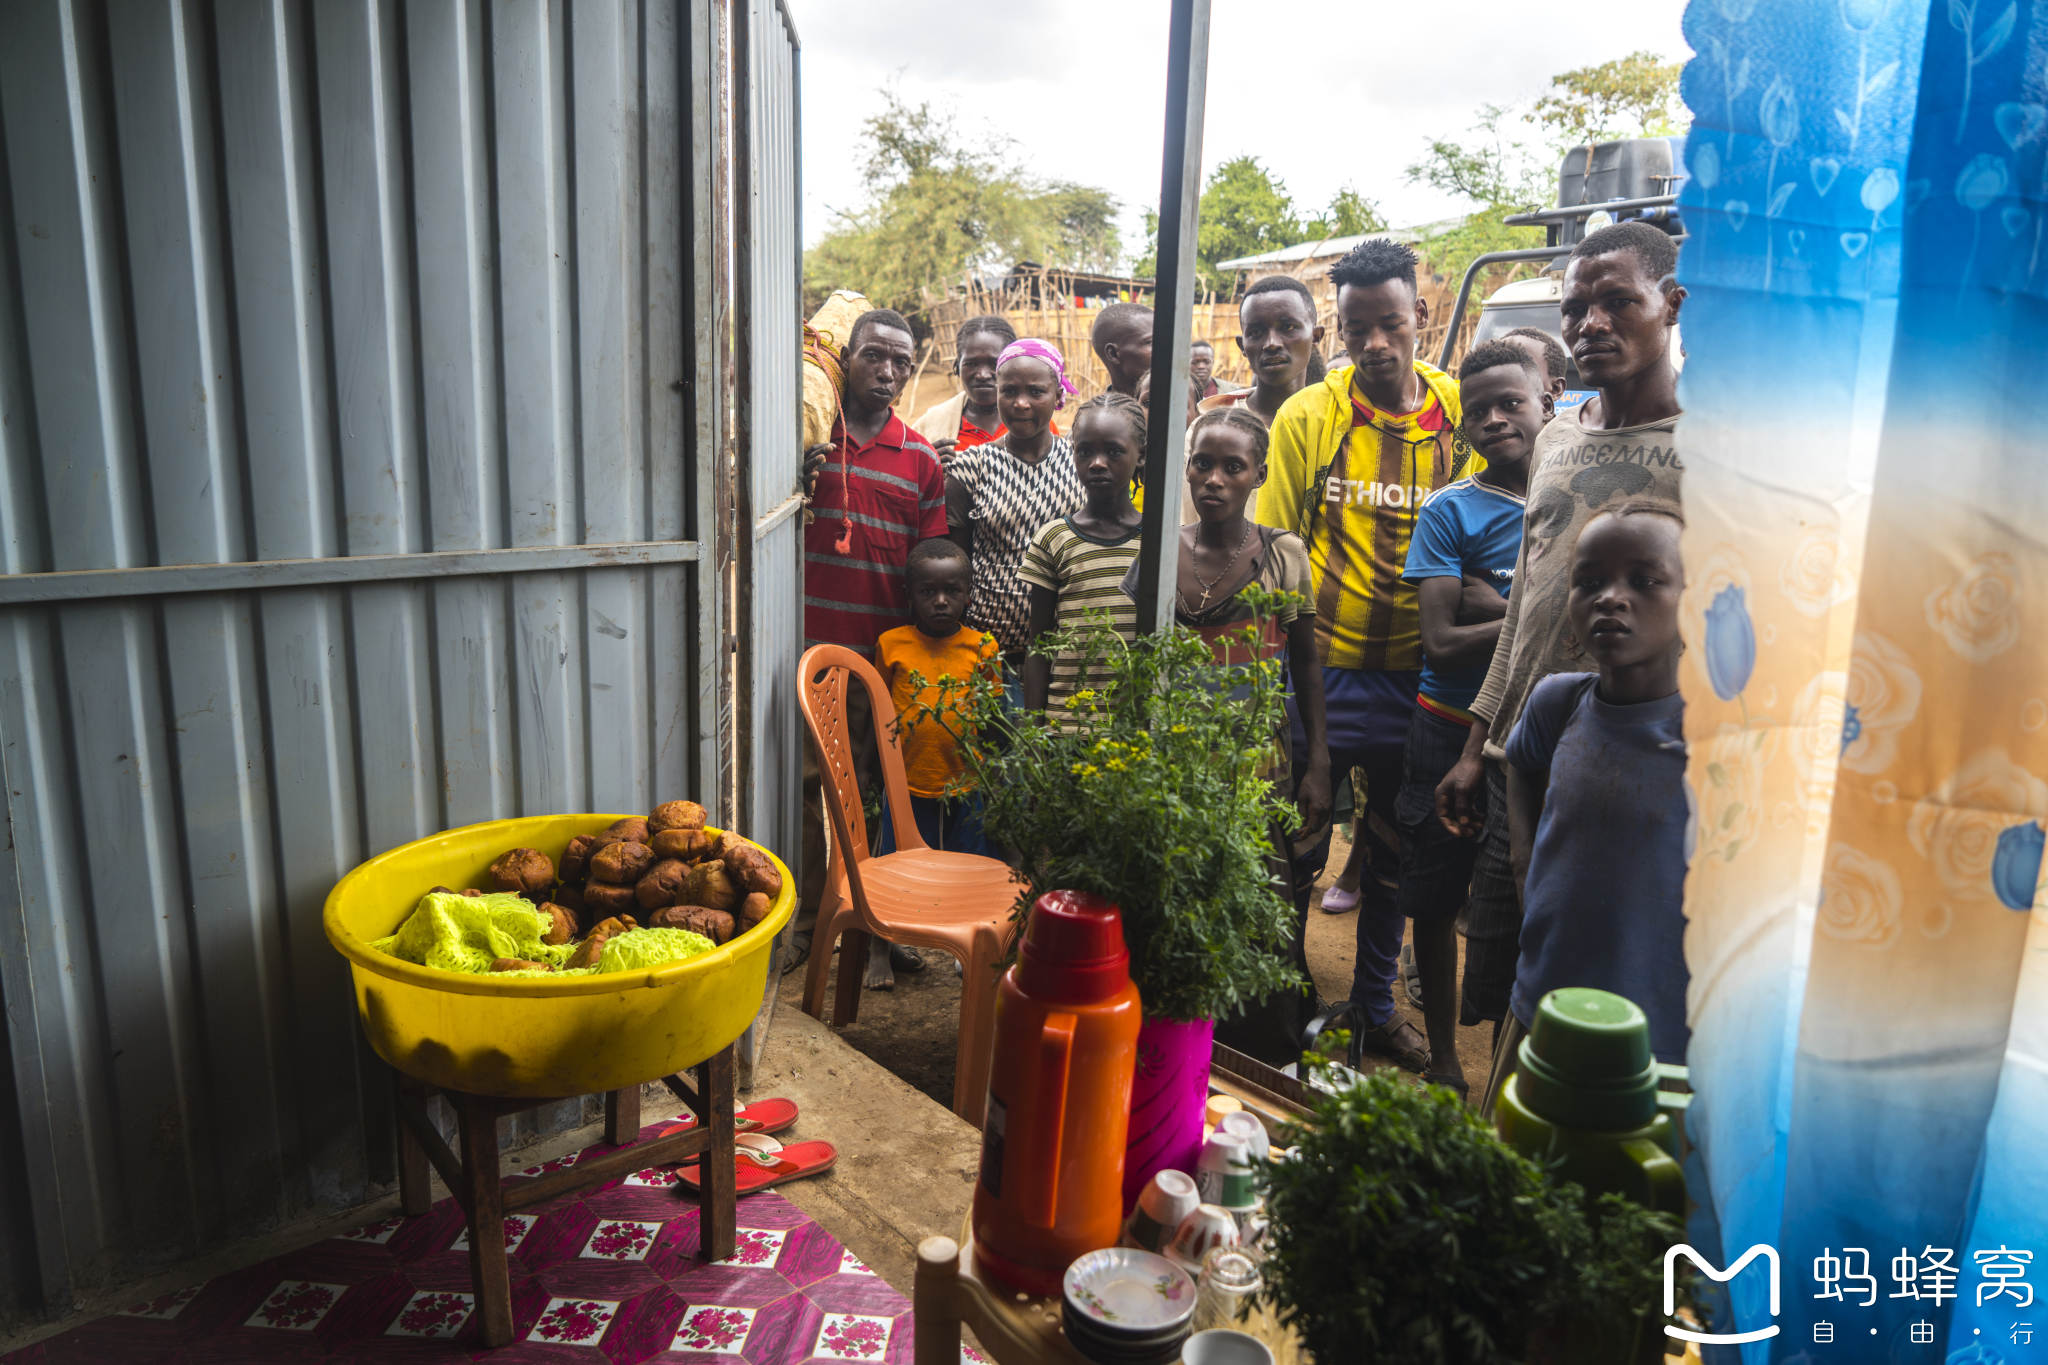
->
xmin=0 ymin=0 xmax=756 ymax=1323
xmin=731 ymin=0 xmax=801 ymax=1083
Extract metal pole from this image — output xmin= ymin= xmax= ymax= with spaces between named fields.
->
xmin=1433 ymin=246 xmax=1572 ymax=371
xmin=1132 ymin=0 xmax=1211 ymax=636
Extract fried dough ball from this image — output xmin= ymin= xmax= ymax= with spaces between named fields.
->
xmin=604 ymin=817 xmax=650 ymax=847
xmin=559 ymin=834 xmax=598 ymax=883
xmin=590 ymin=840 xmax=655 ymax=885
xmin=652 ymin=827 xmax=719 ymax=862
xmin=649 ymin=800 xmax=709 ymax=835
xmin=538 ymin=902 xmax=578 ymax=946
xmin=636 ymin=858 xmax=690 ymax=909
xmin=491 ymin=957 xmax=553 ymax=973
xmin=712 ymin=838 xmax=783 ymax=898
xmin=489 ymin=847 xmax=556 ymax=898
xmin=646 ymin=904 xmax=734 ymax=943
xmin=582 ymin=880 xmax=638 ymax=916
xmin=682 ymin=859 xmax=741 ymax=912
xmin=738 ymin=892 xmax=773 ymax=930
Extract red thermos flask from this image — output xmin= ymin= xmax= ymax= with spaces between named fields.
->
xmin=971 ymin=890 xmax=1143 ymax=1295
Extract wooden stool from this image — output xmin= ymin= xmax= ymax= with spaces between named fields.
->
xmin=393 ymin=1045 xmax=738 ymax=1348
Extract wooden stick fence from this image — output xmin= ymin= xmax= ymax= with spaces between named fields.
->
xmin=920 ymin=257 xmax=1534 ymax=399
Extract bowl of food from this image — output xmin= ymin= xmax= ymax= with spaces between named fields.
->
xmin=323 ymin=809 xmax=793 ymax=1098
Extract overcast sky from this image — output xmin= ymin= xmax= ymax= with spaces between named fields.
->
xmin=791 ymin=0 xmax=1691 ymax=265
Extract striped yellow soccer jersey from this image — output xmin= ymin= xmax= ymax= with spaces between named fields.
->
xmin=1256 ymin=362 xmax=1478 ymax=671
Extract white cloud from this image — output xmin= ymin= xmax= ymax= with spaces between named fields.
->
xmin=792 ymin=0 xmax=1691 ymax=259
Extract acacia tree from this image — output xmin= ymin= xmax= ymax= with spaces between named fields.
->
xmin=1405 ymin=54 xmax=1688 ymax=325
xmin=1135 ymin=158 xmax=1385 ymax=285
xmin=803 ymin=90 xmax=1122 ymax=320
xmin=1530 ymin=50 xmax=1687 ymax=146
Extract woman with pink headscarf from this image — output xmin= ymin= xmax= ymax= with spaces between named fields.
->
xmin=943 ymin=339 xmax=1083 ymax=704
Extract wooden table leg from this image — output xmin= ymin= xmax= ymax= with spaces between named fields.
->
xmin=913 ymin=1237 xmax=963 ymax=1365
xmin=604 ymin=1084 xmax=640 ymax=1146
xmin=394 ymin=1072 xmax=433 ymax=1217
xmin=456 ymin=1095 xmax=515 ymax=1348
xmin=696 ymin=1045 xmax=737 ymax=1262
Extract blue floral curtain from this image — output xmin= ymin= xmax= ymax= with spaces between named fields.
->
xmin=1678 ymin=0 xmax=2048 ymax=1357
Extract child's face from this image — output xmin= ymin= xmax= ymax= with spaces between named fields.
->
xmin=1071 ymin=410 xmax=1141 ymax=499
xmin=908 ymin=554 xmax=972 ymax=638
xmin=957 ymin=333 xmax=1006 ymax=411
xmin=1186 ymin=424 xmax=1264 ymax=522
xmin=1237 ymin=292 xmax=1320 ymax=388
xmin=997 ymin=357 xmax=1060 ymax=440
xmin=1568 ymin=512 xmax=1684 ymax=670
xmin=1458 ymin=362 xmax=1552 ymax=470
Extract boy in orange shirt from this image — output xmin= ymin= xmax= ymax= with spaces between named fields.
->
xmin=876 ymin=538 xmax=1000 ymax=858
xmin=866 ymin=539 xmax=1000 ymax=988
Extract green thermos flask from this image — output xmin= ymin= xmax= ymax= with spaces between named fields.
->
xmin=1492 ymin=988 xmax=1686 ymax=1216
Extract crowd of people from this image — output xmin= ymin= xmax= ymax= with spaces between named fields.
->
xmin=792 ymin=218 xmax=1690 ymax=1106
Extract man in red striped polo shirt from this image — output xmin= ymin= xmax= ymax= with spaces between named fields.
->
xmin=794 ymin=307 xmax=947 ymax=974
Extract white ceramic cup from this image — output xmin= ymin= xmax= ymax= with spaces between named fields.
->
xmin=1218 ymin=1110 xmax=1269 ymax=1163
xmin=1180 ymin=1327 xmax=1275 ymax=1364
xmin=1195 ymin=1131 xmax=1254 ymax=1207
xmin=1125 ymin=1169 xmax=1201 ymax=1253
xmin=1167 ymin=1203 xmax=1240 ymax=1271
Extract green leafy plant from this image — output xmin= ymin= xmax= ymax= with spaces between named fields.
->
xmin=1259 ymin=1072 xmax=1683 ymax=1365
xmin=900 ymin=597 xmax=1304 ymax=1022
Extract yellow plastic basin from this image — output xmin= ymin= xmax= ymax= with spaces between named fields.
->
xmin=324 ymin=815 xmax=794 ymax=1099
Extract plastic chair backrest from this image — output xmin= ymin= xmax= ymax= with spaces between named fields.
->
xmin=797 ymin=646 xmax=929 ymax=906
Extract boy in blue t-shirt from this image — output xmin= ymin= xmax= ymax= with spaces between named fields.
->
xmin=1479 ymin=498 xmax=1689 ymax=1116
xmin=1391 ymin=341 xmax=1549 ymax=1096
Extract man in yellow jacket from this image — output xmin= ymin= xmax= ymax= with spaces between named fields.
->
xmin=1255 ymin=237 xmax=1478 ymax=1076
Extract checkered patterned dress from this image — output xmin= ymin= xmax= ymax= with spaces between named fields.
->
xmin=947 ymin=435 xmax=1082 ymax=657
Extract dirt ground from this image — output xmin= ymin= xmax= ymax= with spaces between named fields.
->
xmin=776 ymin=822 xmax=1501 ymax=1111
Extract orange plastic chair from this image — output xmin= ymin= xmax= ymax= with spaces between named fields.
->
xmin=796 ymin=645 xmax=1021 ymax=1126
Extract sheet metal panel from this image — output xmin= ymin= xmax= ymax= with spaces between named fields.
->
xmin=0 ymin=0 xmax=720 ymax=1322
xmin=733 ymin=0 xmax=801 ymax=1086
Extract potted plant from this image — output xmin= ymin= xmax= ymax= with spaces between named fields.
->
xmin=1259 ymin=1071 xmax=1684 ymax=1364
xmin=918 ymin=602 xmax=1306 ymax=1201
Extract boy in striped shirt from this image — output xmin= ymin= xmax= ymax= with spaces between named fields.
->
xmin=1255 ymin=238 xmax=1475 ymax=1073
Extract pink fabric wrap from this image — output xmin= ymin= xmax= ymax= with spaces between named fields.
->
xmin=996 ymin=338 xmax=1078 ymax=408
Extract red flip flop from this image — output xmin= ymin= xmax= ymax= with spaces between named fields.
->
xmin=656 ymin=1097 xmax=800 ymax=1160
xmin=674 ymin=1133 xmax=837 ymax=1195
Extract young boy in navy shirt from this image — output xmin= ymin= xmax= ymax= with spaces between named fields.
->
xmin=1392 ymin=340 xmax=1550 ymax=1096
xmin=1482 ymin=498 xmax=1690 ymax=1114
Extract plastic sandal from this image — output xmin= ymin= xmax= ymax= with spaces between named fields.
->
xmin=1399 ymin=942 xmax=1423 ymax=1008
xmin=1350 ymin=1014 xmax=1431 ymax=1075
xmin=674 ymin=1133 xmax=838 ymax=1195
xmin=655 ymin=1098 xmax=800 ymax=1163
xmin=1319 ymin=884 xmax=1360 ymax=914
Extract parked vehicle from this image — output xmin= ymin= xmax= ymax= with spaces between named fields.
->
xmin=1439 ymin=136 xmax=1688 ymax=409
